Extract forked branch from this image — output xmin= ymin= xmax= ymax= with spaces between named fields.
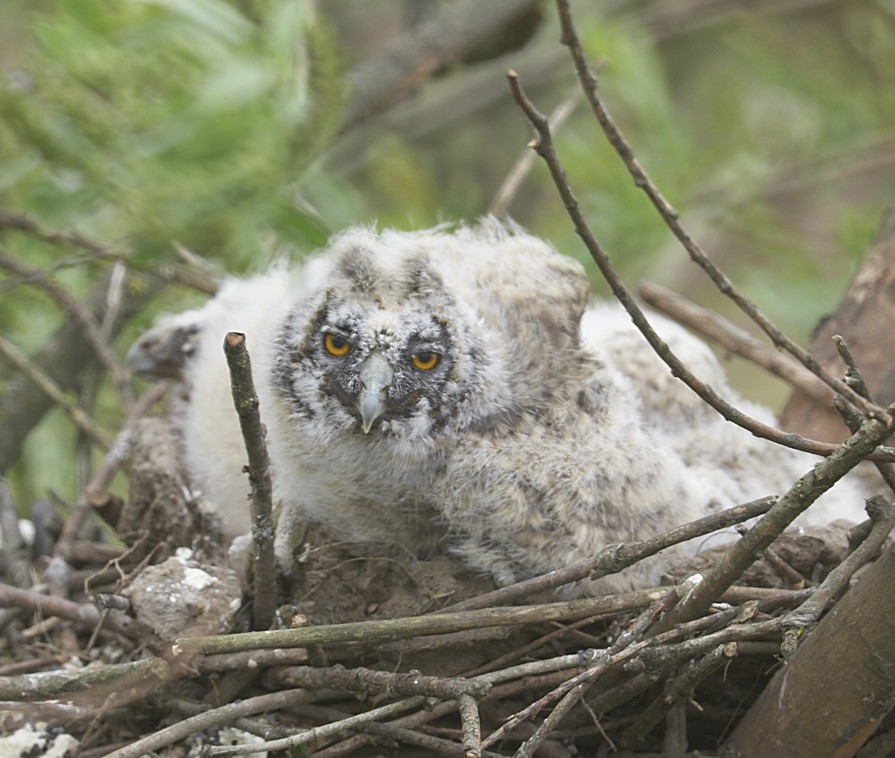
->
xmin=553 ymin=0 xmax=888 ymax=426
xmin=506 ymin=68 xmax=893 ymax=462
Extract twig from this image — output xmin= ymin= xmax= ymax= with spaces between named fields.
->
xmin=271 ymin=664 xmax=490 ymax=700
xmin=618 ymin=643 xmax=734 ymax=748
xmin=102 ymin=689 xmax=307 ymax=758
xmin=489 ymin=75 xmax=586 ymax=216
xmin=514 ymin=591 xmax=677 ymax=757
xmin=0 ymin=333 xmax=113 ymax=450
xmin=552 ymin=0 xmax=887 ymax=425
xmin=199 ymin=647 xmax=309 ymax=673
xmin=0 ymin=657 xmax=167 ymax=700
xmin=638 ymin=280 xmax=831 ymax=403
xmin=299 ymin=701 xmax=507 ymax=758
xmin=515 ymin=678 xmax=592 ymax=757
xmin=654 ymin=407 xmax=894 ymax=632
xmin=174 ymin=586 xmax=680 ymax=655
xmin=0 ymin=208 xmax=120 ymax=260
xmin=760 ymin=544 xmax=811 ymax=587
xmin=54 ymin=383 xmax=167 ymax=559
xmin=203 ymin=696 xmax=428 ymax=755
xmin=788 ymin=495 xmax=895 ymax=627
xmin=223 ymin=332 xmax=276 ymax=632
xmin=458 ymin=693 xmax=482 ymax=757
xmin=831 ymin=335 xmax=895 ymax=494
xmin=506 ymin=68 xmax=894 ymax=463
xmin=0 ymin=250 xmax=134 ymax=407
xmin=0 ymin=581 xmax=97 ymax=628
xmin=439 ymin=496 xmax=776 ymax=613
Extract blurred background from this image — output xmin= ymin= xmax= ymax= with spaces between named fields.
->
xmin=1 ymin=0 xmax=894 ymax=507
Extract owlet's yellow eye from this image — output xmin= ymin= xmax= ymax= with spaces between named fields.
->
xmin=324 ymin=333 xmax=351 ymax=356
xmin=411 ymin=351 xmax=440 ymax=371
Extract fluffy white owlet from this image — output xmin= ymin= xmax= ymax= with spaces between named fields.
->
xmin=131 ymin=219 xmax=868 ymax=592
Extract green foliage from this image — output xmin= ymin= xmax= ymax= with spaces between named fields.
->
xmin=0 ymin=0 xmax=345 ymax=267
xmin=2 ymin=0 xmax=895 ymax=507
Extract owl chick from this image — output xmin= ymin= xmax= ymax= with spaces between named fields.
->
xmin=131 ymin=219 xmax=869 ymax=592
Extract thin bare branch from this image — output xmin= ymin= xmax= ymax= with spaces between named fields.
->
xmin=488 ymin=74 xmax=586 ymax=216
xmin=552 ymin=0 xmax=888 ymax=425
xmin=102 ymin=689 xmax=308 ymax=758
xmin=54 ymin=383 xmax=167 ymax=560
xmin=506 ymin=68 xmax=894 ymax=462
xmin=652 ymin=408 xmax=894 ymax=632
xmin=204 ymin=696 xmax=427 ymax=755
xmin=0 ymin=657 xmax=167 ymax=701
xmin=223 ymin=332 xmax=276 ymax=632
xmin=0 ymin=333 xmax=113 ymax=451
xmin=638 ymin=281 xmax=831 ymax=404
xmin=438 ymin=496 xmax=776 ymax=613
xmin=0 ymin=251 xmax=135 ymax=407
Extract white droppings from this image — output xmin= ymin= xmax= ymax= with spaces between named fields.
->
xmin=183 ymin=566 xmax=217 ymax=590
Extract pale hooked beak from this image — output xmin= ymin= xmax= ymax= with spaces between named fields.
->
xmin=357 ymin=351 xmax=393 ymax=433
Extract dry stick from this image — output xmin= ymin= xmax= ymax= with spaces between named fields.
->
xmin=54 ymin=383 xmax=167 ymax=559
xmin=272 ymin=664 xmax=490 ymax=700
xmin=171 ymin=698 xmax=300 ymax=742
xmin=513 ymin=590 xmax=678 ymax=757
xmin=223 ymin=332 xmax=276 ymax=632
xmin=760 ymin=544 xmax=811 ymax=587
xmin=458 ymin=693 xmax=483 ymax=757
xmin=174 ymin=586 xmax=682 ymax=656
xmin=638 ymin=281 xmax=831 ymax=404
xmin=462 ymin=615 xmax=607 ymax=678
xmin=618 ymin=643 xmax=734 ymax=748
xmin=489 ymin=74 xmax=585 ymax=216
xmin=440 ymin=496 xmax=776 ymax=614
xmin=176 ymin=584 xmax=800 ymax=657
xmin=204 ymin=696 xmax=428 ymax=756
xmin=552 ymin=0 xmax=885 ymax=425
xmin=482 ymin=592 xmax=808 ymax=750
xmin=0 ymin=251 xmax=134 ymax=407
xmin=0 ymin=333 xmax=113 ymax=451
xmin=0 ymin=581 xmax=101 ymax=627
xmin=506 ymin=68 xmax=892 ymax=466
xmin=785 ymin=495 xmax=895 ymax=636
xmin=298 ymin=701 xmax=506 ymax=758
xmin=102 ymin=688 xmax=307 ymax=758
xmin=516 ymin=680 xmax=590 ymax=758
xmin=0 ymin=656 xmax=167 ymax=700
xmin=831 ymin=335 xmax=895 ymax=494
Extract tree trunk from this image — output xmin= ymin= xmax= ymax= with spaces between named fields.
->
xmin=779 ymin=207 xmax=895 ymax=441
xmin=722 ymin=542 xmax=895 ymax=757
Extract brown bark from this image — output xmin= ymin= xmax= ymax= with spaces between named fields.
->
xmin=779 ymin=207 xmax=895 ymax=441
xmin=723 ymin=541 xmax=895 ymax=757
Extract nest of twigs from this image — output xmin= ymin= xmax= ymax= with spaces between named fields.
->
xmin=1 ymin=409 xmax=894 ymax=758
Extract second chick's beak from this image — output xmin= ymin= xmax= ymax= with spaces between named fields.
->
xmin=357 ymin=351 xmax=393 ymax=433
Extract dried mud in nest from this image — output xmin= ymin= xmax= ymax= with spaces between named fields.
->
xmin=0 ymin=416 xmax=887 ymax=757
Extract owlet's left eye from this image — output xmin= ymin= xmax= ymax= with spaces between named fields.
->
xmin=411 ymin=351 xmax=440 ymax=371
